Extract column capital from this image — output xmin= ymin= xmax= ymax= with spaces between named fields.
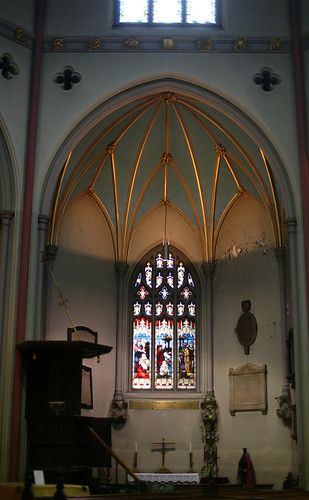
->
xmin=284 ymin=218 xmax=297 ymax=234
xmin=202 ymin=262 xmax=215 ymax=275
xmin=115 ymin=261 xmax=129 ymax=274
xmin=274 ymin=246 xmax=285 ymax=261
xmin=45 ymin=244 xmax=58 ymax=261
xmin=0 ymin=210 xmax=14 ymax=227
xmin=38 ymin=214 xmax=50 ymax=230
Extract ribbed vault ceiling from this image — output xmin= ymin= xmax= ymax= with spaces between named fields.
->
xmin=49 ymin=91 xmax=283 ymax=263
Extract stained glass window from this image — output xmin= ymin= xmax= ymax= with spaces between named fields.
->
xmin=131 ymin=249 xmax=198 ymax=391
xmin=117 ymin=0 xmax=218 ymax=25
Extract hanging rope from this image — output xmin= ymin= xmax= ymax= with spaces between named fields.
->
xmin=42 ymin=251 xmax=78 ymax=335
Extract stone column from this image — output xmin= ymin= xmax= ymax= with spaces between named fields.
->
xmin=285 ymin=218 xmax=305 ymax=478
xmin=274 ymin=246 xmax=290 ymax=397
xmin=0 ymin=210 xmax=14 ymax=350
xmin=202 ymin=262 xmax=215 ymax=392
xmin=34 ymin=215 xmax=50 ymax=340
xmin=111 ymin=261 xmax=129 ymax=423
xmin=42 ymin=244 xmax=58 ymax=340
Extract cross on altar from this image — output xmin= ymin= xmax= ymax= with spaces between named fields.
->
xmin=152 ymin=438 xmax=175 ymax=473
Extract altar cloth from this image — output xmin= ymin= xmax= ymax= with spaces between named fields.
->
xmin=128 ymin=472 xmax=200 ymax=483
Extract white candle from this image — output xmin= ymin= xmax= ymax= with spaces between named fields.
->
xmin=190 ymin=442 xmax=192 ymax=453
xmin=135 ymin=442 xmax=137 ymax=453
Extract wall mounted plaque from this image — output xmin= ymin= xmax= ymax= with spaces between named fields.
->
xmin=236 ymin=300 xmax=257 ymax=354
xmin=229 ymin=363 xmax=267 ymax=415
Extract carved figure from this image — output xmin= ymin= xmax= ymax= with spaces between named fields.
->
xmin=201 ymin=394 xmax=218 ymax=425
xmin=236 ymin=448 xmax=255 ymax=485
xmin=276 ymin=395 xmax=292 ymax=427
xmin=110 ymin=399 xmax=128 ymax=424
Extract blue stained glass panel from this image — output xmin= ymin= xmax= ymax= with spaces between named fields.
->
xmin=159 ymin=286 xmax=170 ymax=299
xmin=177 ymin=319 xmax=196 ymax=388
xmin=133 ymin=301 xmax=141 ymax=316
xmin=177 ymin=263 xmax=185 ymax=288
xmin=145 ymin=262 xmax=152 ymax=287
xmin=132 ymin=249 xmax=197 ymax=391
xmin=135 ymin=273 xmax=142 ymax=286
xmin=188 ymin=273 xmax=194 ymax=287
xmin=132 ymin=317 xmax=151 ymax=389
xmin=155 ymin=319 xmax=173 ymax=389
xmin=156 ymin=253 xmax=164 ymax=268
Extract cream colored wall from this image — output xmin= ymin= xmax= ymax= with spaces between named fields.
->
xmin=48 ymin=194 xmax=117 ymax=416
xmin=214 ymin=195 xmax=294 ymax=485
xmin=46 ymin=189 xmax=295 ymax=488
xmin=0 ymin=0 xmax=306 ymax=486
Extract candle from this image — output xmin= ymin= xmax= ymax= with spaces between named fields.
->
xmin=135 ymin=442 xmax=137 ymax=453
xmin=190 ymin=442 xmax=192 ymax=453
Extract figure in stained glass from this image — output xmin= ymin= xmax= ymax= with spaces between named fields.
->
xmin=159 ymin=286 xmax=170 ymax=299
xmin=167 ymin=253 xmax=174 ymax=268
xmin=177 ymin=262 xmax=185 ymax=288
xmin=145 ymin=302 xmax=152 ymax=315
xmin=166 ymin=301 xmax=174 ymax=315
xmin=134 ymin=337 xmax=145 ymax=366
xmin=179 ymin=342 xmax=190 ymax=373
xmin=145 ymin=262 xmax=152 ymax=287
xmin=188 ymin=340 xmax=195 ymax=373
xmin=156 ymin=253 xmax=164 ymax=268
xmin=133 ymin=301 xmax=141 ymax=316
xmin=177 ymin=302 xmax=185 ymax=316
xmin=157 ymin=340 xmax=172 ymax=377
xmin=156 ymin=272 xmax=163 ymax=288
xmin=155 ymin=301 xmax=163 ymax=316
xmin=188 ymin=302 xmax=196 ymax=316
xmin=167 ymin=272 xmax=174 ymax=288
xmin=131 ymin=249 xmax=197 ymax=391
xmin=135 ymin=352 xmax=150 ymax=379
xmin=132 ymin=317 xmax=151 ymax=389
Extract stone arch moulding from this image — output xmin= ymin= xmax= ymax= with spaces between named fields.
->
xmin=40 ymin=76 xmax=295 ymax=222
xmin=0 ymin=118 xmax=19 ymax=211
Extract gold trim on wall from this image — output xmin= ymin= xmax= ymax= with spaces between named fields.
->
xmin=129 ymin=400 xmax=200 ymax=410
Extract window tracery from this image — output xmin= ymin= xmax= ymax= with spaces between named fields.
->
xmin=131 ymin=249 xmax=198 ymax=391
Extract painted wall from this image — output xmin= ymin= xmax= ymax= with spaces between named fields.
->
xmin=47 ymin=188 xmax=295 ymax=488
xmin=0 ymin=0 xmax=306 ymax=487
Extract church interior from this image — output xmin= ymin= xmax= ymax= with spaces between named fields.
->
xmin=1 ymin=1 xmax=309 ymax=498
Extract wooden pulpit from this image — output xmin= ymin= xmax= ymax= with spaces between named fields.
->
xmin=17 ymin=340 xmax=113 ymax=483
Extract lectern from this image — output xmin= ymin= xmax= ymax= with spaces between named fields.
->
xmin=17 ymin=340 xmax=113 ymax=483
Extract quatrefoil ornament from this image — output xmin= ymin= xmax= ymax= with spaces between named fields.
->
xmin=253 ymin=67 xmax=281 ymax=92
xmin=0 ymin=53 xmax=19 ymax=80
xmin=53 ymin=66 xmax=81 ymax=91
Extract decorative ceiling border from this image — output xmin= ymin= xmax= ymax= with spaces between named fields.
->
xmin=1 ymin=19 xmax=306 ymax=54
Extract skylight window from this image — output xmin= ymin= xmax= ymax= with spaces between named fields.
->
xmin=117 ymin=0 xmax=217 ymax=25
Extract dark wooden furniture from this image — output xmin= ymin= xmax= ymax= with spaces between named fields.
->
xmin=17 ymin=340 xmax=113 ymax=484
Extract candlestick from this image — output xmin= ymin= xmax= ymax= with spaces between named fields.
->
xmin=187 ymin=451 xmax=194 ymax=473
xmin=133 ymin=451 xmax=138 ymax=472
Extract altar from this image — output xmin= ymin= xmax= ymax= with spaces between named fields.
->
xmin=128 ymin=472 xmax=200 ymax=493
xmin=128 ymin=472 xmax=199 ymax=483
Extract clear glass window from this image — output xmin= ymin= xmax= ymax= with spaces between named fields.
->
xmin=117 ymin=0 xmax=218 ymax=25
